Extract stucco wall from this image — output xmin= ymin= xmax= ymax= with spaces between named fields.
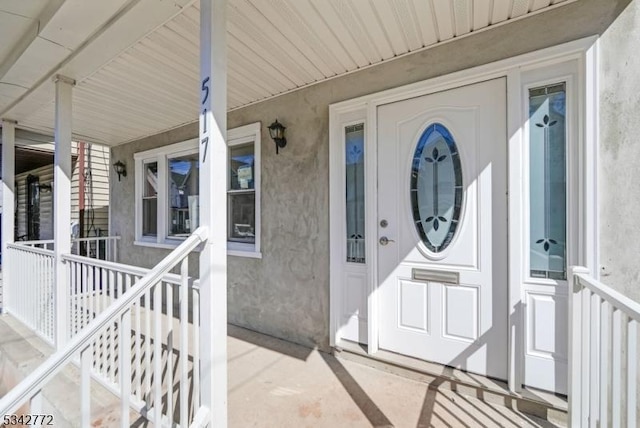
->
xmin=111 ymin=0 xmax=632 ymax=351
xmin=599 ymin=0 xmax=640 ymax=303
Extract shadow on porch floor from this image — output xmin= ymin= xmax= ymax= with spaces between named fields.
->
xmin=0 ymin=313 xmax=560 ymax=427
xmin=226 ymin=325 xmax=560 ymax=427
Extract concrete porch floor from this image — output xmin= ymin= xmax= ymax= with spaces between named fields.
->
xmin=0 ymin=311 xmax=561 ymax=427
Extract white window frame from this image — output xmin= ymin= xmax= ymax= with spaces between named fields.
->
xmin=227 ymin=122 xmax=261 ymax=257
xmin=134 ymin=122 xmax=261 ymax=258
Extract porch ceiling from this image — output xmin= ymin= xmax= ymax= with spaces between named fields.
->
xmin=0 ymin=0 xmax=573 ymax=146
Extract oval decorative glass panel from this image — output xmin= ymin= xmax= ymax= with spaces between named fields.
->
xmin=410 ymin=123 xmax=463 ymax=253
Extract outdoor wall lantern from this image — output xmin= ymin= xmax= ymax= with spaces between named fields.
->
xmin=113 ymin=160 xmax=127 ymax=181
xmin=268 ymin=119 xmax=287 ymax=154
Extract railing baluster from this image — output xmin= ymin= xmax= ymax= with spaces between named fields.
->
xmin=599 ymin=299 xmax=610 ymax=427
xmin=180 ymin=258 xmax=189 ymax=428
xmin=98 ymin=267 xmax=106 ymax=375
xmin=145 ymin=287 xmax=152 ymax=409
xmin=166 ymin=281 xmax=174 ymax=424
xmin=109 ymin=269 xmax=116 ymax=383
xmin=589 ymin=292 xmax=600 ymax=427
xmin=30 ymin=390 xmax=42 ymax=414
xmin=581 ymin=287 xmax=591 ymax=426
xmin=135 ymin=290 xmax=142 ymax=400
xmin=612 ymin=308 xmax=622 ymax=427
xmin=120 ymin=309 xmax=131 ymax=428
xmin=627 ymin=317 xmax=637 ymax=428
xmin=153 ymin=281 xmax=162 ymax=426
xmin=81 ymin=344 xmax=92 ymax=427
xmin=193 ymin=286 xmax=200 ymax=419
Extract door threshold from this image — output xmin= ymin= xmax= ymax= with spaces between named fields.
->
xmin=333 ymin=340 xmax=567 ymax=424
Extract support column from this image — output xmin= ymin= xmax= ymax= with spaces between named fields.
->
xmin=1 ymin=119 xmax=16 ymax=313
xmin=199 ymin=0 xmax=227 ymax=426
xmin=53 ymin=75 xmax=75 ymax=349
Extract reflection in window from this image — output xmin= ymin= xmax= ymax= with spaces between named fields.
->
xmin=529 ymin=83 xmax=567 ymax=280
xmin=346 ymin=123 xmax=365 ymax=263
xmin=228 ymin=143 xmax=255 ymax=243
xmin=142 ymin=162 xmax=158 ymax=236
xmin=168 ymin=153 xmax=199 ymax=237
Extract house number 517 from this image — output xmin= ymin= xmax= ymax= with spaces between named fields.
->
xmin=201 ymin=76 xmax=210 ymax=163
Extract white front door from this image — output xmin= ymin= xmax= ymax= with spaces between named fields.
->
xmin=377 ymin=78 xmax=508 ymax=380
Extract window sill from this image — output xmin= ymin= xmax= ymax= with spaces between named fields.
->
xmin=134 ymin=239 xmax=262 ymax=259
xmin=228 ymin=250 xmax=262 ymax=259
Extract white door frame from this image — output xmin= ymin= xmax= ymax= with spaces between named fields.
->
xmin=329 ymin=36 xmax=599 ymax=392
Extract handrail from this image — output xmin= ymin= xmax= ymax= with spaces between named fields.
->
xmin=62 ymin=253 xmax=185 ymax=285
xmin=0 ymin=227 xmax=208 ymax=417
xmin=73 ymin=236 xmax=121 ymax=242
xmin=574 ymin=272 xmax=640 ymax=323
xmin=6 ymin=242 xmax=55 ymax=257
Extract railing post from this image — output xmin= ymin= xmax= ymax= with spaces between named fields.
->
xmin=568 ymin=266 xmax=589 ymax=427
xmin=200 ymin=0 xmax=228 ymax=425
xmin=53 ymin=75 xmax=75 ymax=349
xmin=2 ymin=119 xmax=16 ymax=313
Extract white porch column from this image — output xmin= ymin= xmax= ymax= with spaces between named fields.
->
xmin=1 ymin=119 xmax=16 ymax=313
xmin=199 ymin=0 xmax=227 ymax=426
xmin=53 ymin=75 xmax=75 ymax=349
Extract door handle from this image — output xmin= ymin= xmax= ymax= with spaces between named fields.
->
xmin=379 ymin=236 xmax=395 ymax=246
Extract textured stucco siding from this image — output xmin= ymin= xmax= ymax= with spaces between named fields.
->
xmin=111 ymin=0 xmax=632 ymax=351
xmin=599 ymin=0 xmax=640 ymax=303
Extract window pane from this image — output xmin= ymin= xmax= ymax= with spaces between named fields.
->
xmin=529 ymin=83 xmax=566 ymax=280
xmin=228 ymin=193 xmax=255 ymax=243
xmin=143 ymin=199 xmax=157 ymax=236
xmin=143 ymin=162 xmax=158 ymax=236
xmin=168 ymin=153 xmax=200 ymax=237
xmin=411 ymin=123 xmax=463 ymax=253
xmin=144 ymin=162 xmax=158 ymax=197
xmin=345 ymin=124 xmax=365 ymax=263
xmin=229 ymin=144 xmax=255 ymax=190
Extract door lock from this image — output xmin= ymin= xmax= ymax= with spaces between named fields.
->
xmin=380 ymin=219 xmax=388 ymax=228
xmin=379 ymin=236 xmax=395 ymax=246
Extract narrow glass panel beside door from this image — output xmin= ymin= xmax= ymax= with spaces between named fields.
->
xmin=345 ymin=123 xmax=365 ymax=263
xmin=529 ymin=83 xmax=567 ymax=280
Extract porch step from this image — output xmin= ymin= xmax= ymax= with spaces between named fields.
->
xmin=333 ymin=341 xmax=568 ymax=427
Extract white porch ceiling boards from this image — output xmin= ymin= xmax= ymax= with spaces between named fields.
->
xmin=1 ymin=0 xmax=573 ymax=146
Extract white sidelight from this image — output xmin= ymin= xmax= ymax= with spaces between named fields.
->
xmin=199 ymin=0 xmax=228 ymax=426
xmin=53 ymin=75 xmax=75 ymax=349
xmin=1 ymin=119 xmax=16 ymax=312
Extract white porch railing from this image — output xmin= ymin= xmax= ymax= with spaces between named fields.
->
xmin=0 ymin=228 xmax=209 ymax=427
xmin=4 ymin=243 xmax=55 ymax=344
xmin=63 ymin=253 xmax=202 ymax=425
xmin=569 ymin=266 xmax=640 ymax=428
xmin=19 ymin=235 xmax=121 ymax=262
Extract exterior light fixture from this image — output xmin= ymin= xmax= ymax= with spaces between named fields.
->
xmin=268 ymin=119 xmax=287 ymax=154
xmin=113 ymin=160 xmax=127 ymax=181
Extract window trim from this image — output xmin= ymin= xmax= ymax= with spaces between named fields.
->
xmin=133 ymin=122 xmax=261 ymax=257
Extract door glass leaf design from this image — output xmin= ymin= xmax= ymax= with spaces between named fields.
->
xmin=529 ymin=83 xmax=567 ymax=280
xmin=410 ymin=123 xmax=463 ymax=253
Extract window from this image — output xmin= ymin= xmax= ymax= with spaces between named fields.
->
xmin=134 ymin=122 xmax=261 ymax=257
xmin=345 ymin=123 xmax=365 ymax=263
xmin=227 ymin=123 xmax=261 ymax=255
xmin=528 ymin=83 xmax=567 ymax=280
